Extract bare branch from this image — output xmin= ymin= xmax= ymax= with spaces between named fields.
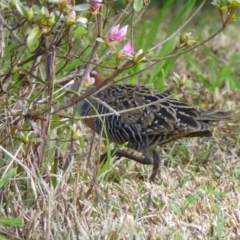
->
xmin=147 ymin=0 xmax=206 ymax=54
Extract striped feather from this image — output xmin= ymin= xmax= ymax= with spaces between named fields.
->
xmin=78 ymin=84 xmax=231 ymax=152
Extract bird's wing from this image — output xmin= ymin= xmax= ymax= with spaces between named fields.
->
xmin=97 ymin=85 xmax=210 ymax=135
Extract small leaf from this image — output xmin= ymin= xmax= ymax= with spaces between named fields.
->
xmin=32 ymin=4 xmax=40 ymax=12
xmin=133 ymin=0 xmax=143 ymax=12
xmin=73 ymin=26 xmax=87 ymax=37
xmin=0 ymin=217 xmax=24 ymax=227
xmin=0 ymin=0 xmax=8 ymax=8
xmin=46 ymin=13 xmax=56 ymax=27
xmin=26 ymin=7 xmax=34 ymax=22
xmin=0 ymin=168 xmax=17 ymax=188
xmin=15 ymin=2 xmax=31 ymax=21
xmin=186 ymin=194 xmax=198 ymax=204
xmin=133 ymin=49 xmax=146 ymax=63
xmin=41 ymin=6 xmax=49 ymax=16
xmin=170 ymin=203 xmax=181 ymax=215
xmin=96 ymin=37 xmax=105 ymax=43
xmin=72 ymin=4 xmax=90 ymax=12
xmin=22 ymin=6 xmax=31 ymax=20
xmin=145 ymin=82 xmax=154 ymax=88
xmin=16 ymin=3 xmax=34 ymax=22
xmin=76 ymin=17 xmax=88 ymax=27
xmin=27 ymin=27 xmax=43 ymax=51
xmin=31 ymin=138 xmax=43 ymax=143
xmin=15 ymin=1 xmax=24 ymax=16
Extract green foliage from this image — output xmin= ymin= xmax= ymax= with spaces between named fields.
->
xmin=0 ymin=168 xmax=17 ymax=188
xmin=184 ymin=52 xmax=240 ymax=90
xmin=0 ymin=217 xmax=23 ymax=227
xmin=127 ymin=0 xmax=197 ymax=90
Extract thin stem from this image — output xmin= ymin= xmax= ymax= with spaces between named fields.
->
xmin=147 ymin=0 xmax=206 ymax=54
xmin=0 ymin=13 xmax=25 ymax=44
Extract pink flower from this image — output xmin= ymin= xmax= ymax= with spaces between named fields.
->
xmin=85 ymin=72 xmax=91 ymax=83
xmin=122 ymin=41 xmax=134 ymax=55
xmin=106 ymin=24 xmax=128 ymax=47
xmin=82 ymin=72 xmax=95 ymax=88
xmin=59 ymin=0 xmax=71 ymax=11
xmin=108 ymin=24 xmax=128 ymax=42
xmin=68 ymin=11 xmax=76 ymax=20
xmin=90 ymin=0 xmax=103 ymax=14
xmin=66 ymin=11 xmax=76 ymax=26
xmin=112 ymin=42 xmax=134 ymax=59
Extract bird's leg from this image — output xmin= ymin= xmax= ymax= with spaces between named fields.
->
xmin=100 ymin=149 xmax=153 ymax=165
xmin=150 ymin=150 xmax=161 ymax=182
xmin=142 ymin=149 xmax=161 ymax=182
xmin=100 ymin=149 xmax=161 ymax=182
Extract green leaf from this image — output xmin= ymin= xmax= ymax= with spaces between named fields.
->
xmin=73 ymin=26 xmax=87 ymax=38
xmin=57 ymin=59 xmax=81 ymax=74
xmin=27 ymin=27 xmax=43 ymax=51
xmin=41 ymin=6 xmax=49 ymax=16
xmin=0 ymin=168 xmax=17 ymax=188
xmin=31 ymin=138 xmax=43 ymax=143
xmin=26 ymin=7 xmax=34 ymax=22
xmin=32 ymin=4 xmax=40 ymax=12
xmin=170 ymin=203 xmax=181 ymax=215
xmin=186 ymin=194 xmax=198 ymax=204
xmin=96 ymin=37 xmax=105 ymax=43
xmin=76 ymin=17 xmax=88 ymax=28
xmin=0 ymin=217 xmax=23 ymax=227
xmin=0 ymin=0 xmax=9 ymax=8
xmin=15 ymin=1 xmax=32 ymax=21
xmin=15 ymin=1 xmax=24 ymax=16
xmin=72 ymin=4 xmax=90 ymax=12
xmin=133 ymin=0 xmax=143 ymax=12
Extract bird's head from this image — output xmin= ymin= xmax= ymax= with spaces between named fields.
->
xmin=61 ymin=68 xmax=107 ymax=92
xmin=84 ymin=69 xmax=106 ymax=88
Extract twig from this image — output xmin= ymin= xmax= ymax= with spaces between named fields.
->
xmin=60 ymin=92 xmax=177 ymax=120
xmin=52 ymin=60 xmax=133 ymax=113
xmin=133 ymin=0 xmax=151 ymax=24
xmin=89 ymin=96 xmax=120 ymax=116
xmin=0 ymin=13 xmax=25 ymax=44
xmin=147 ymin=0 xmax=206 ymax=53
xmin=114 ymin=23 xmax=230 ymax=84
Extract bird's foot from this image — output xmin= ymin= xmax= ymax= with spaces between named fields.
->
xmin=100 ymin=149 xmax=161 ymax=182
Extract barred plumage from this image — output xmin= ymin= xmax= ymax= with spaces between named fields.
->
xmin=77 ymin=70 xmax=231 ymax=181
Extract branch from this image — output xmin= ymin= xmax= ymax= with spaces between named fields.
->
xmin=52 ymin=60 xmax=133 ymax=113
xmin=52 ymin=18 xmax=227 ymax=114
xmin=0 ymin=13 xmax=25 ymax=44
xmin=147 ymin=0 xmax=206 ymax=54
xmin=114 ymin=21 xmax=230 ymax=84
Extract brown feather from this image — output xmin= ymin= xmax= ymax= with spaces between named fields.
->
xmin=77 ymin=70 xmax=231 ymax=181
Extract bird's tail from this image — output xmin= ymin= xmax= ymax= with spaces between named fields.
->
xmin=199 ymin=110 xmax=232 ymax=122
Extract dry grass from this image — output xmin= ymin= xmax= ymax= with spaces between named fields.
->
xmin=1 ymin=7 xmax=240 ymax=240
xmin=1 ymin=120 xmax=239 ymax=239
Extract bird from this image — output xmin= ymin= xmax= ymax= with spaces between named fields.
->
xmin=77 ymin=69 xmax=231 ymax=182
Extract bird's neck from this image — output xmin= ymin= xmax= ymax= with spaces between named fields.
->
xmin=90 ymin=70 xmax=107 ymax=86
